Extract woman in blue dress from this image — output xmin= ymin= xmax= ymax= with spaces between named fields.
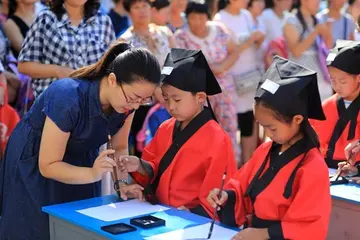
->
xmin=0 ymin=40 xmax=161 ymax=240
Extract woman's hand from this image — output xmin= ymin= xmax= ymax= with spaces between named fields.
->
xmin=231 ymin=228 xmax=269 ymax=240
xmin=118 ymin=156 xmax=141 ymax=172
xmin=338 ymin=161 xmax=359 ymax=177
xmin=91 ymin=149 xmax=117 ymax=182
xmin=119 ymin=183 xmax=145 ymax=201
xmin=207 ymin=188 xmax=228 ymax=208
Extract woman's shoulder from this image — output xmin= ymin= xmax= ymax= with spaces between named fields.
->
xmin=34 ymin=8 xmax=58 ymax=24
xmin=284 ymin=11 xmax=299 ymax=25
xmin=261 ymin=8 xmax=275 ymax=19
xmin=150 ymin=24 xmax=173 ymax=37
xmin=91 ymin=10 xmax=113 ymax=24
xmin=119 ymin=26 xmax=134 ymax=40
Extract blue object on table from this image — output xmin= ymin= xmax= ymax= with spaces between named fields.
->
xmin=42 ymin=195 xmax=235 ymax=239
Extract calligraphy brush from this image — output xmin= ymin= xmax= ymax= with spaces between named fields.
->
xmin=207 ymin=172 xmax=226 ymax=239
xmin=335 ymin=141 xmax=360 ymax=181
xmin=107 ymin=135 xmax=120 ymax=191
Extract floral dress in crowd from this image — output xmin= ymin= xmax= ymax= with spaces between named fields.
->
xmin=120 ymin=23 xmax=172 ymax=66
xmin=174 ymin=21 xmax=240 ymax=162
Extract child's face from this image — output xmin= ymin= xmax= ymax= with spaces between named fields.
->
xmin=328 ymin=66 xmax=360 ymax=100
xmin=254 ymin=103 xmax=302 ymax=145
xmin=161 ymin=84 xmax=205 ymax=122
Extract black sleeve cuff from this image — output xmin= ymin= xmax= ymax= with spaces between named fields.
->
xmin=218 ymin=190 xmax=237 ymax=227
xmin=268 ymin=222 xmax=285 ymax=240
xmin=189 ymin=204 xmax=210 ymax=218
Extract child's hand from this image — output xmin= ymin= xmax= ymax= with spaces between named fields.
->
xmin=91 ymin=149 xmax=117 ymax=181
xmin=119 ymin=183 xmax=145 ymax=201
xmin=207 ymin=188 xmax=228 ymax=208
xmin=178 ymin=205 xmax=190 ymax=212
xmin=118 ymin=156 xmax=140 ymax=172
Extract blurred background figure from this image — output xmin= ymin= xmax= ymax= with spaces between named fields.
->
xmin=261 ymin=0 xmax=292 ymax=43
xmin=108 ymin=0 xmax=131 ymax=37
xmin=317 ymin=0 xmax=356 ymax=46
xmin=283 ymin=0 xmax=333 ymax=102
xmin=150 ymin=0 xmax=170 ymax=25
xmin=167 ymin=0 xmax=187 ymax=32
xmin=4 ymin=0 xmax=38 ymax=59
xmin=18 ymin=0 xmax=116 ymax=98
xmin=348 ymin=0 xmax=360 ymax=40
xmin=214 ymin=0 xmax=265 ymax=165
xmin=248 ymin=0 xmax=266 ymax=72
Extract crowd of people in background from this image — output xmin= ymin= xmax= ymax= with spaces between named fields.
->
xmin=1 ymin=0 xmax=360 ymax=165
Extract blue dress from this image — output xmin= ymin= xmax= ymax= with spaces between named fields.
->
xmin=0 ymin=78 xmax=131 ymax=240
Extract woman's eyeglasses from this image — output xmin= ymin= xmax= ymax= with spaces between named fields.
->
xmin=119 ymin=82 xmax=154 ymax=106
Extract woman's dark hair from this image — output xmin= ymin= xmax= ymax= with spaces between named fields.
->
xmin=217 ymin=0 xmax=228 ymax=11
xmin=151 ymin=0 xmax=170 ymax=10
xmin=8 ymin=0 xmax=17 ymax=18
xmin=255 ymin=98 xmax=320 ymax=148
xmin=123 ymin=0 xmax=151 ymax=12
xmin=185 ymin=0 xmax=210 ymax=18
xmin=50 ymin=0 xmax=100 ymax=21
xmin=70 ymin=39 xmax=161 ymax=85
xmin=349 ymin=0 xmax=356 ymax=5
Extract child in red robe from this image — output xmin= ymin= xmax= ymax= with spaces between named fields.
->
xmin=311 ymin=40 xmax=360 ymax=169
xmin=208 ymin=56 xmax=331 ymax=240
xmin=118 ymin=48 xmax=237 ymax=218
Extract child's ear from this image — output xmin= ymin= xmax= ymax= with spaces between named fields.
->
xmin=197 ymin=92 xmax=207 ymax=103
xmin=356 ymin=74 xmax=360 ymax=83
xmin=293 ymin=115 xmax=304 ymax=125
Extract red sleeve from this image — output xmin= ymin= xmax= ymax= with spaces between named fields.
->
xmin=198 ymin=136 xmax=237 ymax=217
xmin=221 ymin=143 xmax=272 ymax=226
xmin=131 ymin=125 xmax=162 ymax=186
xmin=276 ymin=156 xmax=331 ymax=240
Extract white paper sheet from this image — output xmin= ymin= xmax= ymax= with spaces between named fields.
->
xmin=76 ymin=199 xmax=169 ymax=222
xmin=145 ymin=223 xmax=238 ymax=240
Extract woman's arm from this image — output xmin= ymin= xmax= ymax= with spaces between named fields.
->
xmin=113 ymin=112 xmax=134 ymax=157
xmin=283 ymin=23 xmax=319 ymax=58
xmin=4 ymin=19 xmax=24 ymax=54
xmin=18 ymin=62 xmax=73 ymax=79
xmin=38 ymin=117 xmax=97 ymax=184
xmin=211 ymin=38 xmax=252 ymax=75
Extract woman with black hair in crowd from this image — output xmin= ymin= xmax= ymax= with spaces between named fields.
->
xmin=3 ymin=0 xmax=37 ymax=58
xmin=17 ymin=0 xmax=116 ymax=98
xmin=151 ymin=0 xmax=170 ymax=26
xmin=283 ymin=0 xmax=333 ymax=102
xmin=0 ymin=40 xmax=161 ymax=240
